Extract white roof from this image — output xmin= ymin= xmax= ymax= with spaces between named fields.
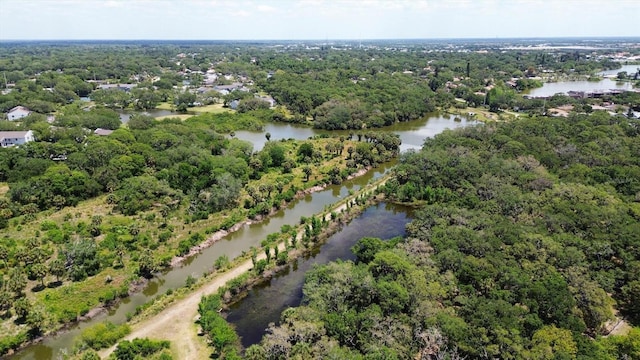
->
xmin=7 ymin=106 xmax=30 ymax=113
xmin=0 ymin=130 xmax=31 ymax=138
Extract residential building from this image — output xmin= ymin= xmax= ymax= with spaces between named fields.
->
xmin=6 ymin=106 xmax=31 ymax=121
xmin=96 ymin=84 xmax=137 ymax=92
xmin=0 ymin=130 xmax=35 ymax=147
xmin=94 ymin=128 xmax=114 ymax=136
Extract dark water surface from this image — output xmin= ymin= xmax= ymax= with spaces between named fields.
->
xmin=225 ymin=202 xmax=413 ymax=348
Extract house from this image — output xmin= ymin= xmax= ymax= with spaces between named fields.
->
xmin=6 ymin=106 xmax=31 ymax=121
xmin=94 ymin=128 xmax=114 ymax=136
xmin=256 ymin=95 xmax=276 ymax=107
xmin=96 ymin=84 xmax=137 ymax=92
xmin=0 ymin=130 xmax=35 ymax=147
xmin=213 ymin=83 xmax=244 ymax=94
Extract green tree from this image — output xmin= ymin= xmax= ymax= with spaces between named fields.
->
xmin=530 ymin=326 xmax=578 ymax=359
xmin=30 ymin=262 xmax=48 ymax=288
xmin=49 ymin=258 xmax=66 ymax=283
xmin=7 ymin=267 xmax=27 ymax=297
xmin=303 ymin=166 xmax=312 ymax=182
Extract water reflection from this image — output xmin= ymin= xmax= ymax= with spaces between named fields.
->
xmin=226 ymin=202 xmax=414 ymax=348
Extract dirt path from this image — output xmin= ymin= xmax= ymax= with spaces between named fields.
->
xmin=99 ymin=177 xmax=381 ymax=359
xmin=99 ymin=257 xmax=258 ymax=359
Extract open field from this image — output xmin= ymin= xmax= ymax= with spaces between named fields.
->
xmin=190 ymin=103 xmax=231 ymax=114
xmin=155 ymin=102 xmax=232 ymax=114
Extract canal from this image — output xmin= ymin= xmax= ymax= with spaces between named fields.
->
xmin=225 ymin=202 xmax=413 ymax=348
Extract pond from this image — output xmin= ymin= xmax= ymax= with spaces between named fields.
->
xmin=597 ymin=64 xmax=640 ymax=77
xmin=525 ymin=78 xmax=635 ymax=98
xmin=235 ymin=112 xmax=477 ymax=152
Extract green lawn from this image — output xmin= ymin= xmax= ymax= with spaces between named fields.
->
xmin=190 ymin=103 xmax=232 ymax=114
xmin=155 ymin=102 xmax=232 ymax=114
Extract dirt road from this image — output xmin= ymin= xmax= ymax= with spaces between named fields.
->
xmin=98 ymin=179 xmax=379 ymax=359
xmin=99 ymin=257 xmax=257 ymax=359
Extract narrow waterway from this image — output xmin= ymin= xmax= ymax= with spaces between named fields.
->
xmin=11 ymin=113 xmax=474 ymax=359
xmin=225 ymin=202 xmax=413 ymax=348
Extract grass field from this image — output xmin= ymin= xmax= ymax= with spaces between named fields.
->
xmin=190 ymin=103 xmax=231 ymax=114
xmin=155 ymin=102 xmax=232 ymax=114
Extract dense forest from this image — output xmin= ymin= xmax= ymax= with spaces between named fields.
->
xmin=245 ymin=111 xmax=640 ymax=359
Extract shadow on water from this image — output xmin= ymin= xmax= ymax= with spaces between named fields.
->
xmin=225 ymin=202 xmax=414 ymax=348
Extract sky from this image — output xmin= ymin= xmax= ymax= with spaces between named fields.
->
xmin=0 ymin=0 xmax=638 ymax=40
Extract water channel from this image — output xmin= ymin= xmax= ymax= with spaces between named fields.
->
xmin=226 ymin=202 xmax=413 ymax=348
xmin=12 ymin=113 xmax=474 ymax=359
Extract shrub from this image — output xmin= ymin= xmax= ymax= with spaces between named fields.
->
xmin=255 ymin=259 xmax=268 ymax=274
xmin=80 ymin=322 xmax=131 ymax=350
xmin=114 ymin=338 xmax=170 ymax=360
xmin=276 ymin=251 xmax=288 ymax=266
xmin=214 ymin=255 xmax=230 ymax=270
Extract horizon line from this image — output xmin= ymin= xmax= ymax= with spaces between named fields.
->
xmin=2 ymin=36 xmax=640 ymax=42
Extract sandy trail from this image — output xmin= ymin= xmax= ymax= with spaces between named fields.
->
xmin=99 ymin=257 xmax=257 ymax=359
xmin=99 ymin=185 xmax=365 ymax=359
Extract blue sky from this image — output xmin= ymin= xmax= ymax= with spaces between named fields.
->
xmin=1 ymin=0 xmax=638 ymax=40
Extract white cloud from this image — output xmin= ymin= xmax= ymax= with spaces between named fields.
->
xmin=257 ymin=4 xmax=277 ymax=12
xmin=0 ymin=0 xmax=636 ymax=40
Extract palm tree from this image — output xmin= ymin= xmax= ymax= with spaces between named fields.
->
xmin=49 ymin=258 xmax=66 ymax=283
xmin=303 ymin=166 xmax=312 ymax=182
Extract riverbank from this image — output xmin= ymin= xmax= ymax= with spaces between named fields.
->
xmin=96 ymin=174 xmax=389 ymax=359
xmin=5 ymin=166 xmax=380 ymax=358
xmin=3 ymin=163 xmax=376 ymax=358
xmin=169 ymin=166 xmax=370 ymax=268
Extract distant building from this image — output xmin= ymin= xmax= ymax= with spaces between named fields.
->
xmin=96 ymin=84 xmax=137 ymax=92
xmin=213 ymin=83 xmax=243 ymax=94
xmin=256 ymin=95 xmax=276 ymax=107
xmin=94 ymin=128 xmax=114 ymax=136
xmin=0 ymin=130 xmax=35 ymax=147
xmin=6 ymin=106 xmax=31 ymax=121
